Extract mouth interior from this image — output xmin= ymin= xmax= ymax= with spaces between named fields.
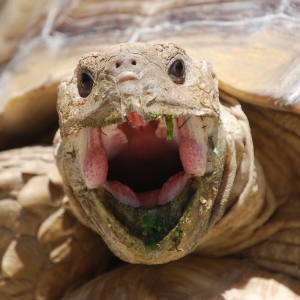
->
xmin=75 ymin=112 xmax=208 ymax=208
xmin=107 ymin=120 xmax=183 ymax=193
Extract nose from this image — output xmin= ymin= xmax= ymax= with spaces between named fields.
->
xmin=109 ymin=55 xmax=145 ymax=83
xmin=114 ymin=56 xmax=139 ymax=70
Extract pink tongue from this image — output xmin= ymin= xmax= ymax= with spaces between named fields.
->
xmin=104 ymin=171 xmax=188 ymax=207
xmin=104 ymin=181 xmax=140 ymax=207
xmin=80 ymin=128 xmax=108 ymax=189
xmin=158 ymin=171 xmax=188 ymax=205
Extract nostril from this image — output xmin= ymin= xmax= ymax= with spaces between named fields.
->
xmin=131 ymin=60 xmax=137 ymax=66
xmin=115 ymin=62 xmax=121 ymax=68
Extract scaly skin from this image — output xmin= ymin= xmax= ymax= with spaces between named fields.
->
xmin=56 ymin=43 xmax=270 ymax=264
xmin=1 ymin=43 xmax=300 ymax=299
xmin=0 ymin=147 xmax=113 ymax=299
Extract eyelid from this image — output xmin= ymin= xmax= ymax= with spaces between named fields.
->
xmin=80 ymin=69 xmax=95 ymax=81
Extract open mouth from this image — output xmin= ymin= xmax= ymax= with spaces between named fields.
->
xmin=56 ymin=43 xmax=224 ymax=260
xmin=69 ymin=112 xmax=214 ymax=247
xmin=73 ymin=112 xmax=208 ymax=207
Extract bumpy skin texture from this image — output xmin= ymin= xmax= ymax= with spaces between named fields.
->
xmin=57 ymin=43 xmax=219 ymax=137
xmin=56 ymin=42 xmax=300 ymax=276
xmin=0 ymin=147 xmax=113 ymax=299
xmin=64 ymin=256 xmax=300 ymax=300
xmin=58 ymin=43 xmax=224 ymax=263
xmin=1 ymin=43 xmax=300 ymax=299
xmin=56 ymin=42 xmax=228 ymax=264
xmin=56 ymin=42 xmax=280 ymax=266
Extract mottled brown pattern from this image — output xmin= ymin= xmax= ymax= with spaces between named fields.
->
xmin=0 ymin=1 xmax=300 ymax=299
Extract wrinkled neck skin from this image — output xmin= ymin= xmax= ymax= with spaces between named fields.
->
xmin=55 ymin=43 xmax=268 ymax=264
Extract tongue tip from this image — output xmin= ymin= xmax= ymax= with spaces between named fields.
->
xmin=85 ymin=179 xmax=104 ymax=190
xmin=104 ymin=171 xmax=187 ymax=208
xmin=104 ymin=181 xmax=141 ymax=207
xmin=157 ymin=171 xmax=188 ymax=205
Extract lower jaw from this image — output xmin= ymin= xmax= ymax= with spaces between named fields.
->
xmin=67 ymin=162 xmax=222 ymax=263
xmin=97 ymin=176 xmax=199 ymax=248
xmin=62 ymin=115 xmax=224 ymax=261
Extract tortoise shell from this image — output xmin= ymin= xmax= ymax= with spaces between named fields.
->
xmin=0 ymin=1 xmax=300 ymax=299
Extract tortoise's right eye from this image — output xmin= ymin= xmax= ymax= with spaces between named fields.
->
xmin=167 ymin=60 xmax=185 ymax=84
xmin=78 ymin=72 xmax=94 ymax=98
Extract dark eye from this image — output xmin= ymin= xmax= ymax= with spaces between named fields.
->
xmin=168 ymin=60 xmax=185 ymax=84
xmin=78 ymin=72 xmax=94 ymax=98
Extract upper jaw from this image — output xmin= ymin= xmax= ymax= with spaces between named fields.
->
xmin=58 ymin=66 xmax=219 ymax=139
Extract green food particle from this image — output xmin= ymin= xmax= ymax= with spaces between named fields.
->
xmin=147 ymin=243 xmax=159 ymax=249
xmin=165 ymin=115 xmax=174 ymax=140
xmin=179 ymin=116 xmax=191 ymax=129
xmin=208 ymin=136 xmax=222 ymax=165
xmin=149 ymin=112 xmax=156 ymax=117
xmin=141 ymin=214 xmax=164 ymax=250
xmin=141 ymin=214 xmax=162 ymax=235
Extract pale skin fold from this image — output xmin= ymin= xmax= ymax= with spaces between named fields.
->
xmin=0 ymin=43 xmax=300 ymax=299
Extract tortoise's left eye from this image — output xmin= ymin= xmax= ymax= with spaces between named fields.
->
xmin=78 ymin=72 xmax=94 ymax=98
xmin=168 ymin=60 xmax=185 ymax=84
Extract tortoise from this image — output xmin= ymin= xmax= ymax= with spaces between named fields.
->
xmin=0 ymin=0 xmax=300 ymax=299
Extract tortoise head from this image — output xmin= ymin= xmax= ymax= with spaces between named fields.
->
xmin=56 ymin=42 xmax=226 ymax=264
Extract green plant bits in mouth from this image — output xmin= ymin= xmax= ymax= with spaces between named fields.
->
xmin=99 ymin=177 xmax=199 ymax=247
xmin=165 ymin=115 xmax=174 ymax=140
xmin=141 ymin=214 xmax=163 ymax=235
xmin=149 ymin=112 xmax=157 ymax=118
xmin=57 ymin=42 xmax=224 ymax=263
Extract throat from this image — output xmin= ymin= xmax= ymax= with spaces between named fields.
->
xmin=107 ymin=138 xmax=183 ymax=193
xmin=106 ymin=120 xmax=184 ymax=206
